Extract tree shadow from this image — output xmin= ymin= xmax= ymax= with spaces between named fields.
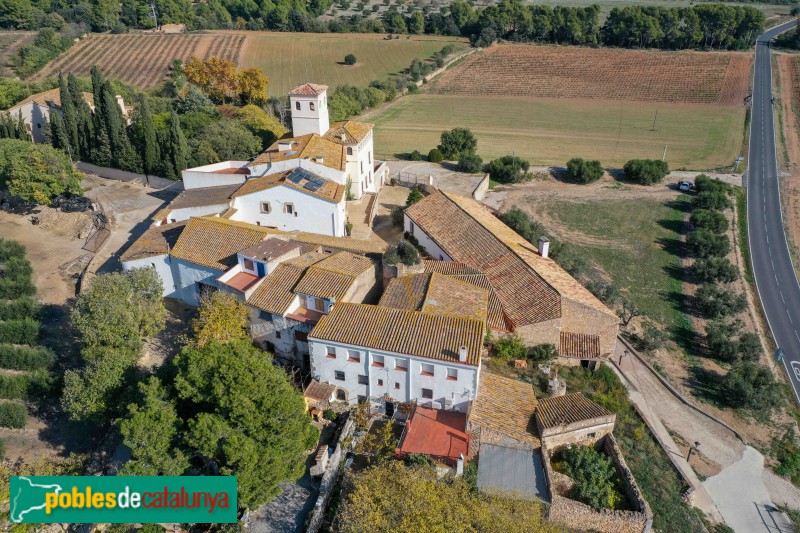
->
xmin=656 ymin=218 xmax=685 ymax=234
xmin=687 ymin=365 xmax=723 ymax=405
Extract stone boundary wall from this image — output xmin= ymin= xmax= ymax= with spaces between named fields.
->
xmin=76 ymin=162 xmax=178 ymax=190
xmin=472 ymin=173 xmax=490 ymax=201
xmin=306 ymin=415 xmax=356 ymax=533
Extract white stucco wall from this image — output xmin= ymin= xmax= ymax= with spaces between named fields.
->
xmin=172 ymin=258 xmax=224 ymax=306
xmin=404 ymin=216 xmax=452 ymax=261
xmin=9 ymin=104 xmax=50 ymax=143
xmin=120 ymin=255 xmax=177 ymax=297
xmin=166 ymin=203 xmax=229 ymax=223
xmin=290 ymin=92 xmax=330 ymax=137
xmin=249 ymin=158 xmax=346 ymax=185
xmin=181 ymin=161 xmax=250 ymax=190
xmin=230 ymin=184 xmax=345 ymax=236
xmin=308 ymin=339 xmax=478 ymax=412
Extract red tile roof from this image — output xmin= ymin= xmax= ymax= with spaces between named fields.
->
xmin=289 ymin=83 xmax=328 ymax=96
xmin=397 ymin=406 xmax=470 ymax=466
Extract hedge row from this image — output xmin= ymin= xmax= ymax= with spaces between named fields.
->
xmin=0 ymin=371 xmax=50 ymax=400
xmin=0 ymin=319 xmax=39 ymax=345
xmin=0 ymin=401 xmax=27 ymax=429
xmin=0 ymin=296 xmax=39 ymax=321
xmin=0 ymin=344 xmax=54 ymax=371
xmin=0 ymin=278 xmax=35 ymax=300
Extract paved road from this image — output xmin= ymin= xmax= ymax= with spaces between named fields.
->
xmin=747 ymin=19 xmax=800 ymax=404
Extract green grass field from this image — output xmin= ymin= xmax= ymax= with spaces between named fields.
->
xmin=541 ymin=198 xmax=689 ymax=333
xmin=235 ymin=32 xmax=464 ymax=96
xmin=369 ymin=94 xmax=745 ymax=169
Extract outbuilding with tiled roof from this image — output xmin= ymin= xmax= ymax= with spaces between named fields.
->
xmin=535 ymin=392 xmax=616 ymax=448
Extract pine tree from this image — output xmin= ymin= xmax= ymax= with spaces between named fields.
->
xmin=165 ymin=112 xmax=188 ymax=180
xmin=137 ymin=96 xmax=159 ymax=176
xmin=59 ymin=73 xmax=79 ymax=156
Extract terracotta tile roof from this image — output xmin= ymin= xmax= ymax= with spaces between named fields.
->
xmin=398 ymin=406 xmax=470 ymax=465
xmin=422 ymin=260 xmax=484 ymax=276
xmin=294 ymin=252 xmax=376 ymax=302
xmin=240 ymin=237 xmax=300 ymax=262
xmin=379 ymin=273 xmax=430 ymax=310
xmin=247 ymin=252 xmax=328 ymax=314
xmin=406 ymin=191 xmax=617 ymax=327
xmin=250 ymin=134 xmax=346 ymax=172
xmin=470 ymin=372 xmax=540 ymax=446
xmin=289 ymin=83 xmax=328 ymax=96
xmin=324 ymin=120 xmax=374 ymax=145
xmin=311 ymin=251 xmax=375 ymax=276
xmin=310 ymin=303 xmax=484 ymax=366
xmin=169 ymin=217 xmax=278 ymax=271
xmin=535 ymin=393 xmax=613 ymax=430
xmin=421 ymin=273 xmax=488 ymax=323
xmin=231 ymin=169 xmax=344 ymax=203
xmin=8 ymin=88 xmax=94 ymax=111
xmin=304 ymin=379 xmax=336 ymax=401
xmin=168 ymin=184 xmax=241 ymax=210
xmin=290 ymin=232 xmax=387 ymax=255
xmin=559 ymin=332 xmax=601 ymax=359
xmin=120 ymin=221 xmax=186 ymax=262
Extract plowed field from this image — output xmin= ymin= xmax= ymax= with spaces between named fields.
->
xmin=32 ymin=33 xmax=246 ymax=89
xmin=0 ymin=31 xmax=34 ymax=77
xmin=430 ymin=44 xmax=752 ymax=107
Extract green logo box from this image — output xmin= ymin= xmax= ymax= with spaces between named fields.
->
xmin=10 ymin=476 xmax=237 ymax=524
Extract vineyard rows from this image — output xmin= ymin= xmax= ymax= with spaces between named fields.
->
xmin=432 ymin=44 xmax=753 ymax=107
xmin=33 ymin=33 xmax=246 ymax=89
xmin=0 ymin=32 xmax=34 ymax=77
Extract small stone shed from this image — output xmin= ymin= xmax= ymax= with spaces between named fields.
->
xmin=535 ymin=392 xmax=616 ymax=448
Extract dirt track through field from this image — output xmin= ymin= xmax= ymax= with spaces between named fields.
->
xmin=431 ymin=44 xmax=752 ymax=106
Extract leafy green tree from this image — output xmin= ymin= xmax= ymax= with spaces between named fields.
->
xmin=529 ymin=343 xmax=558 ymax=363
xmin=687 ymin=229 xmax=730 ymax=258
xmin=383 ymin=241 xmax=420 ymax=266
xmin=457 ymin=153 xmax=483 ymax=173
xmin=0 ymin=139 xmax=83 ymax=205
xmin=499 ymin=207 xmax=534 ymax=241
xmin=691 ymin=209 xmax=728 ymax=234
xmin=623 ymin=159 xmax=669 ymax=185
xmin=175 ymin=85 xmax=214 ymax=114
xmin=487 ymin=155 xmax=531 ymax=184
xmin=48 ymin=112 xmax=70 ymax=152
xmin=174 ymin=339 xmax=314 ymax=508
xmin=405 ymin=188 xmax=424 ymax=206
xmin=437 ymin=127 xmax=477 ymax=159
xmin=695 ymin=283 xmax=746 ymax=319
xmin=560 ymin=444 xmax=623 ymax=510
xmin=693 ymin=191 xmax=731 ymax=211
xmin=566 ymin=157 xmax=604 ymax=184
xmin=692 ymin=257 xmax=738 ymax=283
xmin=192 ymin=291 xmax=249 ymax=348
xmin=493 ymin=334 xmax=526 ymax=359
xmin=720 ymin=363 xmax=780 ymax=412
xmin=694 ymin=174 xmax=731 ymax=194
xmin=737 ymin=333 xmax=762 ymax=363
xmin=427 ymin=148 xmax=443 ymax=163
xmin=120 ymin=377 xmax=189 ymax=475
xmin=91 ymin=126 xmax=113 ymax=167
xmin=705 ymin=320 xmax=739 ymax=362
xmin=135 ymin=96 xmax=160 ymax=176
xmin=189 ymin=119 xmax=262 ymax=167
xmin=344 ymin=53 xmax=357 ymax=65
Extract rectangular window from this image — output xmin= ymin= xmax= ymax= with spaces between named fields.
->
xmin=360 ymin=161 xmax=363 ymax=173
xmin=420 ymin=363 xmax=434 ymax=377
xmin=275 ymin=331 xmax=281 ymax=339
xmin=347 ymin=350 xmax=361 ymax=362
xmin=310 ymin=102 xmax=315 ymax=111
xmin=284 ymin=203 xmax=294 ymax=215
xmin=335 ymin=370 xmax=345 ymax=381
xmin=295 ymin=101 xmax=301 ymax=110
xmin=295 ymin=330 xmax=308 ymax=342
xmin=395 ymin=382 xmax=400 ymax=390
xmin=347 ymin=147 xmax=353 ymax=155
xmin=422 ymin=388 xmax=433 ymax=399
xmin=447 ymin=368 xmax=458 ymax=381
xmin=314 ymin=298 xmax=325 ymax=312
xmin=326 ymin=346 xmax=336 ymax=359
xmin=377 ymin=378 xmax=384 ymax=386
xmin=372 ymin=355 xmax=384 ymax=367
xmin=358 ymin=374 xmax=368 ymax=385
xmin=242 ymin=258 xmax=255 ymax=271
xmin=395 ymin=360 xmax=408 ymax=372
xmin=260 ymin=201 xmax=271 ymax=213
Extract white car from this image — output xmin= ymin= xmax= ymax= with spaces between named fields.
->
xmin=678 ymin=181 xmax=692 ymax=191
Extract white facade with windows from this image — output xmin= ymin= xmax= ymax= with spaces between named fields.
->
xmin=308 ymin=340 xmax=480 ymax=412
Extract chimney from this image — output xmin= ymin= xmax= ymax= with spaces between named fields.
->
xmin=538 ymin=237 xmax=550 ymax=259
xmin=278 ymin=141 xmax=293 ymax=152
xmin=317 ymin=155 xmax=324 ymax=164
xmin=458 ymin=346 xmax=468 ymax=363
xmin=456 ymin=454 xmax=464 ymax=476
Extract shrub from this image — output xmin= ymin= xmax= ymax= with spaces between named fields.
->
xmin=391 ymin=206 xmax=404 ymax=227
xmin=0 ymin=373 xmax=32 ymax=400
xmin=695 ymin=174 xmax=732 ymax=194
xmin=344 ymin=53 xmax=357 ymax=65
xmin=323 ymin=409 xmax=338 ymax=422
xmin=690 ymin=209 xmax=728 ymax=234
xmin=695 ymin=284 xmax=746 ymax=319
xmin=406 ymin=453 xmax=435 ymax=468
xmin=586 ymin=281 xmax=620 ymax=305
xmin=457 ymin=153 xmax=483 ymax=173
xmin=406 ymin=188 xmax=424 ymax=206
xmin=0 ymin=437 xmax=5 ymax=460
xmin=693 ymin=191 xmax=732 ymax=211
xmin=2 ymin=257 xmax=33 ymax=282
xmin=383 ymin=241 xmax=420 ymax=266
xmin=408 ymin=149 xmax=422 ymax=161
xmin=0 ymin=240 xmax=26 ymax=262
xmin=487 ymin=155 xmax=531 ymax=184
xmin=0 ymin=319 xmax=39 ymax=345
xmin=566 ymin=158 xmax=604 ymax=184
xmin=720 ymin=363 xmax=780 ymax=411
xmin=623 ymin=159 xmax=669 ymax=185
xmin=705 ymin=321 xmax=739 ymax=362
xmin=638 ymin=321 xmax=668 ymax=351
xmin=0 ymin=296 xmax=39 ymax=321
xmin=529 ymin=343 xmax=558 ymax=363
xmin=0 ymin=402 xmax=26 ymax=428
xmin=0 ymin=278 xmax=36 ymax=300
xmin=737 ymin=333 xmax=763 ymax=362
xmin=499 ymin=208 xmax=534 ymax=241
xmin=692 ymin=257 xmax=738 ymax=283
xmin=0 ymin=344 xmax=55 ymax=370
xmin=437 ymin=128 xmax=477 ymax=159
xmin=305 ymin=424 xmax=321 ymax=449
xmin=427 ymin=148 xmax=443 ymax=163
xmin=560 ymin=445 xmax=625 ymax=510
xmin=493 ymin=334 xmax=526 ymax=359
xmin=687 ymin=229 xmax=730 ymax=258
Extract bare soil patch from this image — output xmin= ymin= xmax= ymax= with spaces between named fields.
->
xmin=431 ymin=44 xmax=752 ymax=106
xmin=776 ymin=54 xmax=800 ymax=270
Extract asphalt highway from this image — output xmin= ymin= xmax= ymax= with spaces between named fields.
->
xmin=747 ymin=19 xmax=800 ymax=404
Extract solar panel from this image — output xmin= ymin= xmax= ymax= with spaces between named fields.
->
xmin=287 ymin=169 xmax=304 ymax=184
xmin=310 ymin=176 xmax=326 ymax=185
xmin=304 ymin=181 xmax=323 ymax=192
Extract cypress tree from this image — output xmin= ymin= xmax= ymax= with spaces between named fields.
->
xmin=69 ymin=74 xmax=93 ymax=160
xmin=165 ymin=112 xmax=188 ymax=180
xmin=90 ymin=66 xmax=105 ymax=111
xmin=92 ymin=126 xmax=112 ymax=167
xmin=137 ymin=96 xmax=159 ymax=176
xmin=50 ymin=112 xmax=70 ymax=152
xmin=16 ymin=112 xmax=30 ymax=142
xmin=59 ymin=73 xmax=79 ymax=156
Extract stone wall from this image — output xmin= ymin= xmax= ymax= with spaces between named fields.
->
xmin=561 ymin=298 xmax=619 ymax=356
xmin=516 ymin=317 xmax=562 ymax=348
xmin=472 ymin=173 xmax=490 ymax=201
xmin=539 ymin=417 xmax=616 ymax=449
xmin=471 ymin=425 xmax=536 ymax=454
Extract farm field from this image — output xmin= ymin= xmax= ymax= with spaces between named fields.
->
xmin=430 ymin=44 xmax=752 ymax=106
xmin=0 ymin=31 xmax=34 ymax=77
xmin=30 ymin=31 xmax=463 ymax=94
xmin=235 ymin=32 xmax=464 ymax=96
xmin=369 ymin=94 xmax=744 ymax=169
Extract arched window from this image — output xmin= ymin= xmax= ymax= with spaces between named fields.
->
xmin=310 ymin=102 xmax=315 ymax=111
xmin=295 ymin=101 xmax=301 ymax=110
xmin=336 ymin=389 xmax=346 ymax=401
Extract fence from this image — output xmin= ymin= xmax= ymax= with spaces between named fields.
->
xmin=395 ymin=172 xmax=432 ymax=189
